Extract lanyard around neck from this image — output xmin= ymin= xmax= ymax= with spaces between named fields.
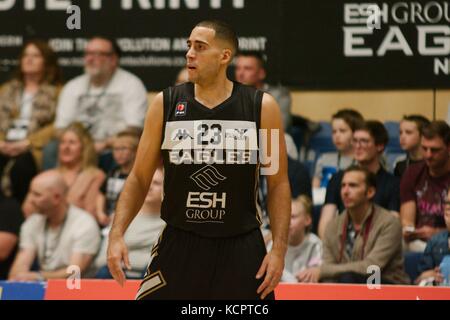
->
xmin=339 ymin=205 xmax=375 ymax=263
xmin=42 ymin=212 xmax=68 ymax=267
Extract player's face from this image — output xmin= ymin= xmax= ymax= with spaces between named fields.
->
xmin=186 ymin=27 xmax=224 ymax=83
xmin=234 ymin=56 xmax=265 ymax=86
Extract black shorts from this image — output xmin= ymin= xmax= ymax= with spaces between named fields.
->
xmin=136 ymin=225 xmax=274 ymax=300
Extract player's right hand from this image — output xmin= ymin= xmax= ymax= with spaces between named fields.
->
xmin=107 ymin=236 xmax=131 ymax=287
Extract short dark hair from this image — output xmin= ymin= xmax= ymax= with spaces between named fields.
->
xmin=332 ymin=109 xmax=364 ymax=132
xmin=89 ymin=35 xmax=122 ymax=58
xmin=355 ymin=120 xmax=389 ymax=149
xmin=235 ymin=50 xmax=265 ymax=69
xmin=195 ymin=20 xmax=239 ymax=56
xmin=422 ymin=120 xmax=450 ymax=145
xmin=402 ymin=115 xmax=430 ymax=134
xmin=343 ymin=165 xmax=377 ymax=190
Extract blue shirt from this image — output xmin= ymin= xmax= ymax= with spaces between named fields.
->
xmin=418 ymin=231 xmax=450 ymax=273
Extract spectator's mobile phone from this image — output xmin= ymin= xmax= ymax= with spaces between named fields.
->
xmin=403 ymin=226 xmax=415 ymax=233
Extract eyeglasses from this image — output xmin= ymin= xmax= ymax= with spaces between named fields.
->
xmin=352 ymin=138 xmax=371 ymax=147
xmin=84 ymin=50 xmax=114 ymax=58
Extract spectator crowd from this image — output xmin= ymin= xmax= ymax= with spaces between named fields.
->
xmin=0 ymin=38 xmax=449 ymax=287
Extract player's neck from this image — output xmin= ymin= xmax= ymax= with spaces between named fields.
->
xmin=194 ymin=77 xmax=233 ymax=109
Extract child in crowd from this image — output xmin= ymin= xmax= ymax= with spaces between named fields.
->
xmin=268 ymin=195 xmax=322 ymax=283
xmin=416 ymin=188 xmax=450 ymax=285
xmin=313 ymin=109 xmax=363 ymax=188
xmin=394 ymin=115 xmax=430 ymax=177
xmin=96 ymin=130 xmax=139 ymax=226
xmin=95 ymin=167 xmax=166 ymax=279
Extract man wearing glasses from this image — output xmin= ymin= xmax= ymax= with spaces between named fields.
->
xmin=401 ymin=121 xmax=450 ymax=252
xmin=50 ymin=36 xmax=147 ymax=167
xmin=318 ymin=120 xmax=400 ymax=239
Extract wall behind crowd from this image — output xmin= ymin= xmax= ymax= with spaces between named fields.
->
xmin=1 ymin=0 xmax=449 ymax=120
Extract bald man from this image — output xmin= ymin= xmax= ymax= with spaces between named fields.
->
xmin=8 ymin=171 xmax=101 ymax=281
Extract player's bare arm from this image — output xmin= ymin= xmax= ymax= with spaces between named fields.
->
xmin=256 ymin=92 xmax=291 ymax=299
xmin=107 ymin=92 xmax=164 ymax=286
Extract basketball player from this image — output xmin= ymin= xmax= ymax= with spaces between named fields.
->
xmin=107 ymin=20 xmax=291 ymax=300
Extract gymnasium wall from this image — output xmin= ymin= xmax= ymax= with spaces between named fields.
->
xmin=149 ymin=89 xmax=448 ymax=122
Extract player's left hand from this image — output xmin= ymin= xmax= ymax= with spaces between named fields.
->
xmin=256 ymin=250 xmax=284 ymax=300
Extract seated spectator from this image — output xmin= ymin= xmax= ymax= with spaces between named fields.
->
xmin=235 ymin=51 xmax=293 ymax=131
xmin=0 ymin=196 xmax=24 ymax=279
xmin=8 ymin=171 xmax=100 ymax=281
xmin=0 ymin=40 xmax=62 ymax=203
xmin=45 ymin=36 xmax=148 ymax=169
xmin=259 ymin=157 xmax=312 ymax=241
xmin=95 ymin=167 xmax=166 ymax=279
xmin=319 ymin=120 xmax=400 ymax=239
xmin=394 ymin=115 xmax=430 ymax=177
xmin=23 ymin=122 xmax=105 ymax=217
xmin=313 ymin=109 xmax=363 ymax=188
xmin=96 ymin=130 xmax=139 ymax=227
xmin=401 ymin=121 xmax=450 ymax=252
xmin=268 ymin=195 xmax=321 ymax=282
xmin=298 ymin=166 xmax=409 ymax=284
xmin=416 ymin=188 xmax=450 ymax=285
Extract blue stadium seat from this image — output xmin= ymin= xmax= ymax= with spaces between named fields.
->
xmin=305 ymin=122 xmax=336 ymax=176
xmin=288 ymin=125 xmax=303 ymax=155
xmin=384 ymin=121 xmax=402 ymax=153
xmin=308 ymin=121 xmax=335 ymax=153
xmin=403 ymin=252 xmax=423 ymax=284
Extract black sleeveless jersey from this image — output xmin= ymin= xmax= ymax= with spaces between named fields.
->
xmin=160 ymin=82 xmax=264 ymax=238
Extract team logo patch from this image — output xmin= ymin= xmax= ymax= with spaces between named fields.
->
xmin=175 ymin=102 xmax=187 ymax=116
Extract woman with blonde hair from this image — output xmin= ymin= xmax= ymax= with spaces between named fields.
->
xmin=0 ymin=39 xmax=62 ymax=203
xmin=23 ymin=122 xmax=105 ymax=217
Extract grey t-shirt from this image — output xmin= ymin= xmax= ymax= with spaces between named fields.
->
xmin=314 ymin=152 xmax=354 ymax=187
xmin=20 ymin=205 xmax=101 ymax=273
xmin=95 ymin=212 xmax=166 ymax=272
xmin=268 ymin=233 xmax=322 ymax=283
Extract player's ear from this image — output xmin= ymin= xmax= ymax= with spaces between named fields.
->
xmin=221 ymin=48 xmax=233 ymax=65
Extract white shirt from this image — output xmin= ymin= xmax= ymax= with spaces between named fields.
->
xmin=55 ymin=68 xmax=148 ymax=141
xmin=95 ymin=212 xmax=166 ymax=271
xmin=19 ymin=205 xmax=101 ymax=273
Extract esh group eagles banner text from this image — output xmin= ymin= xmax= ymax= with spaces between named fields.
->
xmin=0 ymin=0 xmax=449 ymax=89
